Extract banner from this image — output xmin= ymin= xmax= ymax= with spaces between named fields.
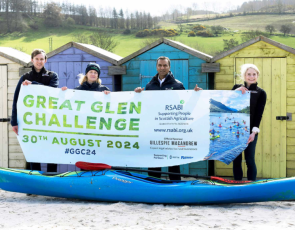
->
xmin=17 ymin=85 xmax=250 ymax=167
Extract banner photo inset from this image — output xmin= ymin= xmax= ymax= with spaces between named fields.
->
xmin=17 ymin=85 xmax=250 ymax=167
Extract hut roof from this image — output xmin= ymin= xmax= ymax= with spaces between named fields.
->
xmin=212 ymin=36 xmax=295 ymax=62
xmin=118 ymin=38 xmax=212 ymax=65
xmin=46 ymin=42 xmax=123 ymax=65
xmin=0 ymin=47 xmax=31 ymax=66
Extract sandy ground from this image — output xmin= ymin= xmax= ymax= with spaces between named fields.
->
xmin=1 ymin=189 xmax=295 ymax=230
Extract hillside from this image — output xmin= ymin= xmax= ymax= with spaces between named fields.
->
xmin=239 ymin=106 xmax=250 ymax=114
xmin=209 ymin=99 xmax=238 ymax=113
xmin=0 ymin=15 xmax=295 ymax=58
xmin=190 ymin=14 xmax=295 ymax=31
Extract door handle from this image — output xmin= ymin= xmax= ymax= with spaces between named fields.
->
xmin=0 ymin=118 xmax=10 ymax=122
xmin=276 ymin=113 xmax=292 ymax=121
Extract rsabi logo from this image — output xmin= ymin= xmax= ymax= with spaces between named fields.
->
xmin=165 ymin=105 xmax=183 ymax=110
xmin=181 ymin=156 xmax=193 ymax=159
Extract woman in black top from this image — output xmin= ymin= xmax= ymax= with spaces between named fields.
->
xmin=232 ymin=64 xmax=267 ymax=181
xmin=62 ymin=63 xmax=110 ymax=171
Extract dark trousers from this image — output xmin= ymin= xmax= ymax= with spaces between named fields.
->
xmin=29 ymin=163 xmax=57 ymax=172
xmin=233 ymin=135 xmax=258 ymax=181
xmin=148 ymin=165 xmax=181 ymax=180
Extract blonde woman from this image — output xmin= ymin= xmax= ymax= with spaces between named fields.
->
xmin=62 ymin=63 xmax=110 ymax=94
xmin=233 ymin=64 xmax=267 ymax=181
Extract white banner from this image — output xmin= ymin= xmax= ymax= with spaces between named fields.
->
xmin=17 ymin=85 xmax=250 ymax=167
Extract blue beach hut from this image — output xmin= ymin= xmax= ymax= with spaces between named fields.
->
xmin=45 ymin=42 xmax=123 ymax=91
xmin=118 ymin=38 xmax=213 ymax=176
xmin=42 ymin=42 xmax=123 ymax=172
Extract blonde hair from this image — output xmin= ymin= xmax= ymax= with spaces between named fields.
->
xmin=78 ymin=73 xmax=102 ymax=85
xmin=240 ymin=64 xmax=260 ymax=81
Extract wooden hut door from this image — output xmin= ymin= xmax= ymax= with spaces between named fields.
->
xmin=235 ymin=58 xmax=287 ymax=178
xmin=0 ymin=65 xmax=8 ymax=168
xmin=47 ymin=62 xmax=91 ymax=89
xmin=139 ymin=60 xmax=189 ymax=89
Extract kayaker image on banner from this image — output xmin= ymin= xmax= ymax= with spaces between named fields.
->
xmin=16 ymin=85 xmax=250 ymax=167
xmin=205 ymin=91 xmax=250 ymax=164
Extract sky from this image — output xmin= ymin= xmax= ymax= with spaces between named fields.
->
xmin=210 ymin=91 xmax=250 ymax=110
xmin=63 ymin=0 xmax=249 ymax=16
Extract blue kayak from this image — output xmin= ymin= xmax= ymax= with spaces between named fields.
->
xmin=1 ymin=167 xmax=295 ymax=204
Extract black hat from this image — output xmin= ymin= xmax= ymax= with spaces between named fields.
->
xmin=86 ymin=63 xmax=100 ymax=76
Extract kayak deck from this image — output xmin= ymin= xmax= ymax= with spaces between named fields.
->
xmin=1 ymin=167 xmax=295 ymax=204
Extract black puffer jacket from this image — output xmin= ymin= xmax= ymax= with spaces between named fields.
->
xmin=232 ymin=82 xmax=267 ymax=132
xmin=145 ymin=71 xmax=185 ymax=90
xmin=75 ymin=82 xmax=109 ymax=91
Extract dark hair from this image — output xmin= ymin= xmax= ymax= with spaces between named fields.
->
xmin=31 ymin=49 xmax=47 ymax=60
xmin=156 ymin=56 xmax=170 ymax=67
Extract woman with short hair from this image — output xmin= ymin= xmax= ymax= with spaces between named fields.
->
xmin=232 ymin=64 xmax=267 ymax=181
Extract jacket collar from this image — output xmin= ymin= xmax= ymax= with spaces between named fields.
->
xmin=31 ymin=66 xmax=47 ymax=76
xmin=244 ymin=81 xmax=258 ymax=90
xmin=152 ymin=71 xmax=175 ymax=84
xmin=83 ymin=81 xmax=99 ymax=89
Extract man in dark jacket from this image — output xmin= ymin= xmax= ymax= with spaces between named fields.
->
xmin=11 ymin=49 xmax=58 ymax=172
xmin=134 ymin=56 xmax=202 ymax=180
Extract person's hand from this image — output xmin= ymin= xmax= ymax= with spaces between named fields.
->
xmin=22 ymin=80 xmax=32 ymax=86
xmin=61 ymin=86 xmax=68 ymax=91
xmin=12 ymin=126 xmax=18 ymax=135
xmin=247 ymin=132 xmax=256 ymax=144
xmin=194 ymin=84 xmax=203 ymax=91
xmin=134 ymin=87 xmax=144 ymax=93
xmin=235 ymin=86 xmax=248 ymax=94
xmin=103 ymin=90 xmax=110 ymax=95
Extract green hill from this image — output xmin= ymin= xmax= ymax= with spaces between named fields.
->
xmin=239 ymin=106 xmax=250 ymax=114
xmin=189 ymin=14 xmax=295 ymax=32
xmin=0 ymin=15 xmax=295 ymax=57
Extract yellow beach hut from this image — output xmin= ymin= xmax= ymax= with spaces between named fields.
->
xmin=212 ymin=36 xmax=295 ymax=179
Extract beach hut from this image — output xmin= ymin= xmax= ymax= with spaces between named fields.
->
xmin=212 ymin=36 xmax=295 ymax=178
xmin=0 ymin=47 xmax=31 ymax=169
xmin=38 ymin=42 xmax=123 ymax=172
xmin=44 ymin=42 xmax=123 ymax=91
xmin=118 ymin=38 xmax=213 ymax=176
xmin=118 ymin=38 xmax=213 ymax=91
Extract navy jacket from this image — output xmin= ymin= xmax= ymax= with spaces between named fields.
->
xmin=75 ymin=81 xmax=109 ymax=91
xmin=145 ymin=71 xmax=185 ymax=91
xmin=11 ymin=66 xmax=58 ymax=126
xmin=232 ymin=82 xmax=267 ymax=131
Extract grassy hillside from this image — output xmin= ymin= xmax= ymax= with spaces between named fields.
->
xmin=179 ymin=14 xmax=295 ymax=31
xmin=0 ymin=15 xmax=295 ymax=58
xmin=0 ymin=30 xmax=242 ymax=57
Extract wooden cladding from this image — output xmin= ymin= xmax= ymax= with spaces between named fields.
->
xmin=202 ymin=63 xmax=220 ymax=73
xmin=108 ymin=66 xmax=127 ymax=75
